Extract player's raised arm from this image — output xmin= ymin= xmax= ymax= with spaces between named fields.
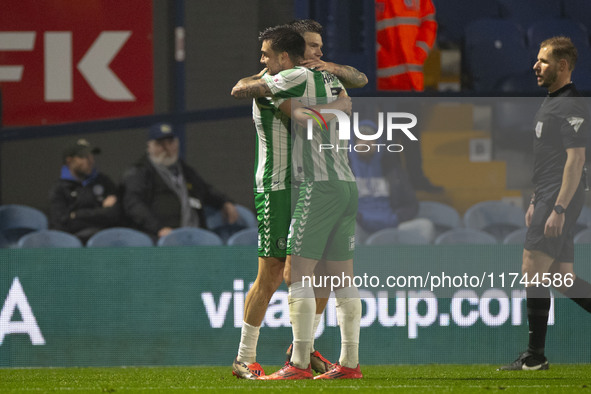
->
xmin=300 ymin=59 xmax=368 ymax=89
xmin=231 ymin=68 xmax=271 ymax=99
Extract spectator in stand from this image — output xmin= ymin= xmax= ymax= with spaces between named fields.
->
xmin=49 ymin=139 xmax=121 ymax=243
xmin=121 ymin=122 xmax=239 ymax=240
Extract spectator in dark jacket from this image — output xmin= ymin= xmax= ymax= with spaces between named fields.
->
xmin=49 ymin=139 xmax=121 ymax=243
xmin=121 ymin=123 xmax=238 ymax=240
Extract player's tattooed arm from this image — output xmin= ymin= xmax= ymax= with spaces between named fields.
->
xmin=300 ymin=59 xmax=368 ymax=88
xmin=231 ymin=68 xmax=272 ymax=99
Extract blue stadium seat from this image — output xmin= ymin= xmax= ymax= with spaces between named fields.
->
xmin=365 ymin=226 xmax=432 ymax=246
xmin=463 ymin=200 xmax=526 ymax=242
xmin=87 ymin=227 xmax=153 ymax=247
xmin=416 ymin=201 xmax=461 ymax=236
xmin=575 ymin=205 xmax=591 ymax=234
xmin=205 ymin=203 xmax=257 ymax=242
xmin=226 ymin=228 xmax=258 ymax=246
xmin=574 ymin=228 xmax=591 ymax=244
xmin=497 ymin=0 xmax=561 ymax=30
xmin=0 ymin=204 xmax=49 ymax=248
xmin=563 ymin=0 xmax=591 ymax=40
xmin=17 ymin=230 xmax=83 ymax=248
xmin=157 ymin=227 xmax=223 ymax=246
xmin=502 ymin=227 xmax=528 ymax=245
xmin=434 ymin=228 xmax=498 ymax=245
xmin=433 ymin=0 xmax=500 ymax=48
xmin=463 ymin=19 xmax=530 ymax=92
xmin=527 ymin=18 xmax=591 ymax=92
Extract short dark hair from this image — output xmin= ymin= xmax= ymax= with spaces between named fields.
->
xmin=287 ymin=19 xmax=323 ymax=36
xmin=540 ymin=36 xmax=578 ymax=71
xmin=259 ymin=26 xmax=305 ymax=63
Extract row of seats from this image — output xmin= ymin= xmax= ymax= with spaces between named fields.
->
xmin=6 ymin=201 xmax=591 ymax=248
xmin=435 ymin=0 xmax=591 ymax=49
xmin=0 ymin=203 xmax=258 ymax=248
xmin=364 ymin=226 xmax=591 ymax=246
xmin=14 ymin=227 xmax=259 ymax=248
xmin=463 ymin=17 xmax=591 ymax=92
xmin=360 ymin=200 xmax=591 ymax=245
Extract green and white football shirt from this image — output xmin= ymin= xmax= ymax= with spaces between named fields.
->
xmin=263 ymin=66 xmax=355 ymax=183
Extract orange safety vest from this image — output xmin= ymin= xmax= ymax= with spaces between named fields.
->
xmin=376 ymin=0 xmax=437 ymax=91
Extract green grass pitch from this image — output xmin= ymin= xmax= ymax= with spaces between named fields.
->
xmin=1 ymin=364 xmax=590 ymax=393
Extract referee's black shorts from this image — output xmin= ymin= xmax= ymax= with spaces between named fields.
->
xmin=524 ymin=183 xmax=585 ymax=262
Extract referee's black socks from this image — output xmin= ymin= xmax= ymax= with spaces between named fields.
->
xmin=526 ymin=286 xmax=551 ymax=356
xmin=564 ymin=277 xmax=591 ymax=313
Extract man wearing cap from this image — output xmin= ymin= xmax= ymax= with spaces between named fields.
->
xmin=121 ymin=122 xmax=238 ymax=239
xmin=49 ymin=138 xmax=121 ymax=243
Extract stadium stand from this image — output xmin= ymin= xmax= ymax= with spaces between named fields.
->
xmin=574 ymin=228 xmax=591 ymax=244
xmin=433 ymin=0 xmax=500 ymax=48
xmin=463 ymin=200 xmax=526 ymax=242
xmin=497 ymin=0 xmax=562 ymax=30
xmin=17 ymin=229 xmax=83 ymax=248
xmin=434 ymin=228 xmax=498 ymax=245
xmin=157 ymin=227 xmax=223 ymax=246
xmin=463 ymin=18 xmax=530 ymax=91
xmin=86 ymin=227 xmax=154 ymax=247
xmin=365 ymin=226 xmax=432 ymax=246
xmin=226 ymin=227 xmax=258 ymax=246
xmin=416 ymin=201 xmax=462 ymax=237
xmin=502 ymin=227 xmax=528 ymax=245
xmin=0 ymin=204 xmax=49 ymax=248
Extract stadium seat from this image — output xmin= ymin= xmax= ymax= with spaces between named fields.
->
xmin=17 ymin=230 xmax=83 ymax=248
xmin=226 ymin=227 xmax=258 ymax=246
xmin=434 ymin=228 xmax=498 ymax=245
xmin=463 ymin=200 xmax=526 ymax=242
xmin=526 ymin=18 xmax=591 ymax=92
xmin=492 ymin=98 xmax=543 ymax=150
xmin=86 ymin=227 xmax=153 ymax=247
xmin=365 ymin=223 xmax=432 ymax=246
xmin=432 ymin=0 xmax=500 ymax=48
xmin=157 ymin=227 xmax=223 ymax=246
xmin=497 ymin=0 xmax=561 ymax=30
xmin=0 ymin=204 xmax=49 ymax=248
xmin=416 ymin=201 xmax=461 ymax=236
xmin=463 ymin=19 xmax=531 ymax=92
xmin=502 ymin=227 xmax=528 ymax=245
xmin=563 ymin=0 xmax=591 ymax=40
xmin=575 ymin=205 xmax=591 ymax=234
xmin=205 ymin=204 xmax=257 ymax=242
xmin=574 ymin=228 xmax=591 ymax=244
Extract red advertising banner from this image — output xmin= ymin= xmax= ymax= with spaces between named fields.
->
xmin=0 ymin=1 xmax=154 ymax=126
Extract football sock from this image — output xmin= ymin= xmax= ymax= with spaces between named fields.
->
xmin=335 ymin=286 xmax=361 ymax=368
xmin=564 ymin=277 xmax=591 ymax=313
xmin=309 ymin=314 xmax=322 ymax=353
xmin=237 ymin=321 xmax=260 ymax=364
xmin=288 ymin=281 xmax=316 ymax=369
xmin=526 ymin=286 xmax=551 ymax=356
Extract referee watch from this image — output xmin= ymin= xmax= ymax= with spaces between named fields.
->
xmin=553 ymin=205 xmax=566 ymax=214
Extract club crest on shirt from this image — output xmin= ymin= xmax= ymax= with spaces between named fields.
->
xmin=567 ymin=117 xmax=584 ymax=133
xmin=535 ymin=121 xmax=543 ymax=138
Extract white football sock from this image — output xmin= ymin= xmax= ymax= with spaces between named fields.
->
xmin=237 ymin=321 xmax=260 ymax=364
xmin=288 ymin=281 xmax=316 ymax=369
xmin=310 ymin=314 xmax=322 ymax=353
xmin=335 ymin=286 xmax=361 ymax=368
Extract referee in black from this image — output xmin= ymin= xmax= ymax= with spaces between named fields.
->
xmin=499 ymin=36 xmax=591 ymax=371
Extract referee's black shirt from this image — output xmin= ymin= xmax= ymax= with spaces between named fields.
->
xmin=532 ymin=83 xmax=589 ymax=200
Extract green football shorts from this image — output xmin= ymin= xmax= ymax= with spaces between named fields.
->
xmin=254 ymin=189 xmax=292 ymax=258
xmin=288 ymin=180 xmax=358 ymax=261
